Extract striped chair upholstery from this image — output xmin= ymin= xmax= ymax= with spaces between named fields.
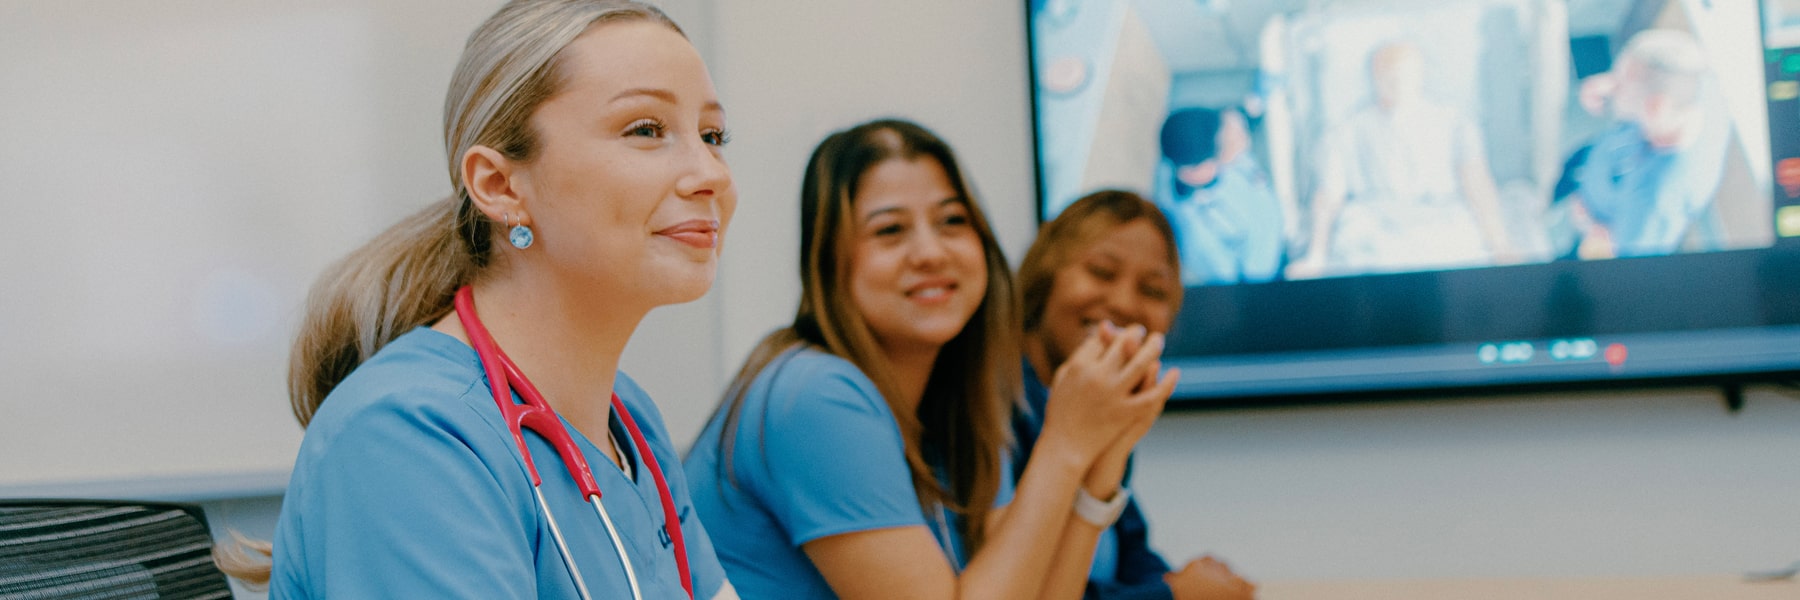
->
xmin=0 ymin=501 xmax=233 ymax=599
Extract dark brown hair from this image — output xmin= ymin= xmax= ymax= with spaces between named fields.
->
xmin=711 ymin=118 xmax=1019 ymax=552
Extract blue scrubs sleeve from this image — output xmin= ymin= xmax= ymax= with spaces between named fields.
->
xmin=278 ymin=400 xmax=535 ymax=599
xmin=749 ymin=357 xmax=925 ymax=546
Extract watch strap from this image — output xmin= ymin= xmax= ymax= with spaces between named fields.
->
xmin=1074 ymin=486 xmax=1130 ymax=528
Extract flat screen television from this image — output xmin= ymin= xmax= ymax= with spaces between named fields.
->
xmin=1026 ymin=0 xmax=1800 ymax=403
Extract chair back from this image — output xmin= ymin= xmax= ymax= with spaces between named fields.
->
xmin=0 ymin=500 xmax=234 ymax=599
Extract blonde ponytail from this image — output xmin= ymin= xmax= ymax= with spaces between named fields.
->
xmin=219 ymin=197 xmax=478 ymax=587
xmin=287 ymin=196 xmax=478 ymax=426
xmin=288 ymin=0 xmax=679 ymax=426
xmin=218 ymin=0 xmax=684 ymax=588
xmin=211 ymin=530 xmax=273 ymax=589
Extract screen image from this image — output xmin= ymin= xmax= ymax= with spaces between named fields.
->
xmin=1028 ymin=0 xmax=1800 ymax=401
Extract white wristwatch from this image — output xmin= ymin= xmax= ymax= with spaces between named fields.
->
xmin=1074 ymin=487 xmax=1130 ymax=527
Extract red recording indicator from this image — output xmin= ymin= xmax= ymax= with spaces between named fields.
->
xmin=1604 ymin=343 xmax=1628 ymax=367
xmin=1779 ymin=158 xmax=1800 ymax=198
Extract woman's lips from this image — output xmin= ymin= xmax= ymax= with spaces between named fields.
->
xmin=655 ymin=219 xmax=720 ymax=249
xmin=905 ymin=278 xmax=958 ymax=304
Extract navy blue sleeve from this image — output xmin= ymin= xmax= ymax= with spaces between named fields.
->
xmin=1101 ymin=493 xmax=1173 ymax=583
xmin=1093 ymin=497 xmax=1174 ymax=600
xmin=1009 ymin=410 xmax=1039 ymax=481
xmin=1012 ymin=386 xmax=1173 ymax=600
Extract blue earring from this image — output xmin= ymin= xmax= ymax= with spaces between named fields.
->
xmin=506 ymin=213 xmax=534 ymax=249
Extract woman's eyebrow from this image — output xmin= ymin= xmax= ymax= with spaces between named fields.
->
xmin=609 ymin=87 xmax=677 ymax=104
xmin=609 ymin=88 xmax=726 ymax=115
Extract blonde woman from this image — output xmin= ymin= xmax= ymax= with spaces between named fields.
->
xmin=684 ymin=119 xmax=1175 ymax=599
xmin=251 ymin=1 xmax=737 ymax=598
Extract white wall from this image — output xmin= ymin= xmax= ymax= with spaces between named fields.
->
xmin=669 ymin=0 xmax=1800 ymax=583
xmin=0 ymin=0 xmax=723 ymax=490
xmin=702 ymin=0 xmax=1041 ymax=389
xmin=5 ymin=0 xmax=1797 ymax=592
xmin=626 ymin=0 xmax=1046 ymax=449
xmin=1134 ymin=388 xmax=1800 ymax=581
xmin=0 ymin=0 xmax=509 ymax=491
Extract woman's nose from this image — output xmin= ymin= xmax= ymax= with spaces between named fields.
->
xmin=1103 ymin=281 xmax=1142 ymax=322
xmin=677 ymin=138 xmax=731 ymax=200
xmin=906 ymin=226 xmax=951 ymax=267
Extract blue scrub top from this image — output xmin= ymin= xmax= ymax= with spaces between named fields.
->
xmin=271 ymin=327 xmax=728 ymax=599
xmin=683 ymin=347 xmax=1014 ymax=600
xmin=1154 ymin=158 xmax=1285 ymax=286
xmin=1567 ymin=112 xmax=1729 ymax=257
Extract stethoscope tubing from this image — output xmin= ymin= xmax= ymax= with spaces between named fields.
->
xmin=536 ymin=487 xmax=597 ymax=600
xmin=592 ymin=497 xmax=644 ymax=600
xmin=453 ymin=286 xmax=691 ymax=600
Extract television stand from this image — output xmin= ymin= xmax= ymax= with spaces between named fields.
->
xmin=1722 ymin=383 xmax=1746 ymax=413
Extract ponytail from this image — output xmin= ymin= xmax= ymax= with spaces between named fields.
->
xmin=220 ymin=0 xmax=687 ymax=588
xmin=288 ymin=196 xmax=483 ymax=427
xmin=211 ymin=531 xmax=273 ymax=590
xmin=287 ymin=0 xmax=681 ymax=427
xmin=221 ymin=195 xmax=484 ymax=586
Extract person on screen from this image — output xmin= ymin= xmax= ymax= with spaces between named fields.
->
xmin=1015 ymin=189 xmax=1257 ymax=600
xmin=1155 ymin=107 xmax=1285 ymax=286
xmin=1552 ymin=28 xmax=1730 ymax=260
xmin=220 ymin=2 xmax=739 ymax=598
xmin=684 ymin=118 xmax=1178 ymax=600
xmin=1287 ymin=41 xmax=1515 ymax=279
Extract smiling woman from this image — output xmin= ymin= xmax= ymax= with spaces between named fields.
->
xmin=1011 ymin=190 xmax=1255 ymax=600
xmin=847 ymin=155 xmax=991 ymax=380
xmin=683 ymin=118 xmax=1177 ymax=600
xmin=230 ymin=1 xmax=739 ymax=599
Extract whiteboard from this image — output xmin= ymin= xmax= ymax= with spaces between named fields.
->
xmin=0 ymin=0 xmax=507 ymax=494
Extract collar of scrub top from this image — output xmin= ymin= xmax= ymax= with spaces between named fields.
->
xmin=453 ymin=286 xmax=693 ymax=600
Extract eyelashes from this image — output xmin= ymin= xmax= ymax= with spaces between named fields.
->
xmin=624 ymin=118 xmax=666 ymax=138
xmin=703 ymin=128 xmax=732 ymax=147
xmin=623 ymin=118 xmax=732 ymax=147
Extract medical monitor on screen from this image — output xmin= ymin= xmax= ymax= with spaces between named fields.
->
xmin=1027 ymin=0 xmax=1800 ymax=402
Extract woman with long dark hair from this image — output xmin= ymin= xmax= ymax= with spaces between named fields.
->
xmin=685 ymin=119 xmax=1175 ymax=599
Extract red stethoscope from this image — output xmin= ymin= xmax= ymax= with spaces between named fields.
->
xmin=454 ymin=286 xmax=691 ymax=600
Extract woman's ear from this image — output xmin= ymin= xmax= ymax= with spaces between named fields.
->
xmin=462 ymin=145 xmax=529 ymax=225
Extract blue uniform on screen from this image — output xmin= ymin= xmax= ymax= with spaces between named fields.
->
xmin=1155 ymin=107 xmax=1285 ymax=286
xmin=1155 ymin=158 xmax=1285 ymax=286
xmin=1560 ymin=117 xmax=1729 ymax=257
xmin=270 ymin=328 xmax=728 ymax=599
xmin=1554 ymin=28 xmax=1731 ymax=259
